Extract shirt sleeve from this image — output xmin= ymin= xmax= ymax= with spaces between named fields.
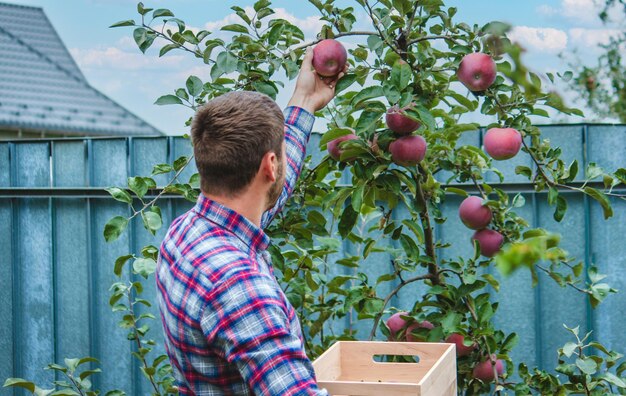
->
xmin=261 ymin=106 xmax=315 ymax=229
xmin=200 ymin=268 xmax=328 ymax=396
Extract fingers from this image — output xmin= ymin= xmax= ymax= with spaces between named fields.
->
xmin=301 ymin=47 xmax=314 ymax=71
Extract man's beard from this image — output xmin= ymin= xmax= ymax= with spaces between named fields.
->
xmin=266 ymin=159 xmax=284 ymax=210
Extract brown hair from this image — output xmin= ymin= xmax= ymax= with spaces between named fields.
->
xmin=191 ymin=91 xmax=284 ymax=196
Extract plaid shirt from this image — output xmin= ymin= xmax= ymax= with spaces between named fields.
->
xmin=156 ymin=107 xmax=328 ymax=395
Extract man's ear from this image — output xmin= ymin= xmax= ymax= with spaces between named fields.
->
xmin=260 ymin=151 xmax=278 ymax=182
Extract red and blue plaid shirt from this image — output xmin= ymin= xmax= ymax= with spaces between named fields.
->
xmin=156 ymin=106 xmax=328 ymax=395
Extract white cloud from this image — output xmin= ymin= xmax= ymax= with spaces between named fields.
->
xmin=536 ymin=0 xmax=623 ymax=25
xmin=560 ymin=0 xmax=601 ymax=24
xmin=568 ymin=27 xmax=622 ymax=47
xmin=508 ymin=26 xmax=568 ymax=53
xmin=70 ymin=47 xmax=186 ymax=70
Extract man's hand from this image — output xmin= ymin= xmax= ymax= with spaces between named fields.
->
xmin=287 ymin=47 xmax=349 ymax=114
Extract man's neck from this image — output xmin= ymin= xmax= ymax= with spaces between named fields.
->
xmin=202 ymin=190 xmax=265 ymax=227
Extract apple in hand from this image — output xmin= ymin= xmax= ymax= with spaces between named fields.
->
xmin=472 ymin=355 xmax=504 ymax=382
xmin=459 ymin=196 xmax=492 ymax=230
xmin=389 ymin=135 xmax=427 ymax=166
xmin=471 ymin=229 xmax=504 ymax=257
xmin=386 ymin=105 xmax=421 ymax=135
xmin=445 ymin=333 xmax=476 ymax=357
xmin=327 ymin=133 xmax=358 ymax=161
xmin=312 ymin=39 xmax=348 ymax=77
xmin=457 ymin=53 xmax=497 ymax=92
xmin=483 ymin=128 xmax=522 ymax=160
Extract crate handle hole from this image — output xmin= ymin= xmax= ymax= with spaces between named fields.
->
xmin=372 ymin=354 xmax=420 ymax=363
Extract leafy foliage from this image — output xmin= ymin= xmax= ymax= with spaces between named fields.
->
xmin=7 ymin=0 xmax=626 ymax=395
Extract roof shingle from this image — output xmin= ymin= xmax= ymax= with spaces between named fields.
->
xmin=0 ymin=1 xmax=163 ymax=136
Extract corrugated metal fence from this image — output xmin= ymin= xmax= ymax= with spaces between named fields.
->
xmin=0 ymin=124 xmax=625 ymax=394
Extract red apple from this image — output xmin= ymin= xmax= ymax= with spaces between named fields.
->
xmin=483 ymin=128 xmax=522 ymax=160
xmin=327 ymin=133 xmax=358 ymax=161
xmin=472 ymin=355 xmax=504 ymax=382
xmin=389 ymin=135 xmax=427 ymax=166
xmin=457 ymin=53 xmax=497 ymax=92
xmin=459 ymin=196 xmax=492 ymax=230
xmin=386 ymin=105 xmax=421 ymax=136
xmin=406 ymin=320 xmax=434 ymax=342
xmin=386 ymin=311 xmax=409 ymax=339
xmin=312 ymin=39 xmax=348 ymax=77
xmin=445 ymin=333 xmax=476 ymax=357
xmin=471 ymin=229 xmax=504 ymax=257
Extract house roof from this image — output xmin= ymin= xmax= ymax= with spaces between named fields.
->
xmin=0 ymin=1 xmax=163 ymax=136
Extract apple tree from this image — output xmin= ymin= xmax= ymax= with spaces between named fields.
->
xmin=6 ymin=0 xmax=626 ymax=395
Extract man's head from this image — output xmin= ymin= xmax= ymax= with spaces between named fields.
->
xmin=191 ymin=91 xmax=285 ymax=207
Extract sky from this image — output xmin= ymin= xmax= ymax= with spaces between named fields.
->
xmin=4 ymin=0 xmax=623 ymax=135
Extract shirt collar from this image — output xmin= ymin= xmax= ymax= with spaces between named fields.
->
xmin=193 ymin=194 xmax=270 ymax=252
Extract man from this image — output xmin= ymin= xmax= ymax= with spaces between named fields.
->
xmin=156 ymin=47 xmax=346 ymax=395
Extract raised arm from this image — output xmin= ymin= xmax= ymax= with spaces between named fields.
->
xmin=261 ymin=48 xmax=348 ymax=227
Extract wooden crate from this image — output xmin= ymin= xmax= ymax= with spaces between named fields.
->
xmin=313 ymin=341 xmax=457 ymax=396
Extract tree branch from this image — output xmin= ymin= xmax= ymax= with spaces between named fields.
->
xmin=414 ymin=166 xmax=440 ymax=284
xmin=368 ymin=273 xmax=434 ymax=340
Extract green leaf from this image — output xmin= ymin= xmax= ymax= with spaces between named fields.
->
xmin=254 ymin=0 xmax=271 ymax=11
xmin=128 ymin=176 xmax=149 ymax=198
xmin=575 ymin=357 xmax=597 ymax=375
xmin=216 ymin=52 xmax=238 ymax=73
xmin=152 ymin=163 xmax=173 ymax=175
xmin=586 ymin=162 xmax=604 ymax=180
xmin=252 ymin=81 xmax=278 ymax=99
xmin=351 ymin=86 xmax=384 ymax=106
xmin=152 ymin=8 xmax=174 ymax=18
xmin=515 ymin=165 xmax=532 ymax=179
xmin=79 ymin=369 xmax=102 ymax=381
xmin=104 ymin=216 xmax=128 ymax=242
xmin=335 ymin=74 xmax=357 ymax=93
xmin=584 ymin=187 xmax=613 ymax=219
xmin=602 ymin=372 xmax=626 ymax=388
xmin=114 ymin=255 xmax=134 ymax=277
xmin=133 ymin=258 xmax=157 ymax=279
xmin=406 ymin=104 xmax=436 ymax=132
xmin=554 ymin=195 xmax=567 ymax=222
xmin=614 ymin=168 xmax=626 ymax=185
xmin=445 ymin=187 xmax=468 ymax=197
xmin=320 ymin=128 xmax=355 ymax=147
xmin=338 ymin=206 xmax=358 ymax=238
xmin=137 ymin=2 xmax=153 ymax=15
xmin=154 ymin=95 xmax=183 ymax=105
xmin=105 ymin=187 xmax=132 ymax=204
xmin=547 ymin=187 xmax=558 ymax=205
xmin=159 ymin=44 xmax=179 ymax=57
xmin=355 ymin=106 xmax=384 ymax=133
xmin=173 ymin=156 xmax=189 ymax=171
xmin=562 ymin=341 xmax=577 ymax=358
xmin=390 ymin=60 xmax=412 ymax=90
xmin=186 ymin=76 xmax=203 ymax=97
xmin=512 ymin=193 xmax=526 ymax=208
xmin=64 ymin=358 xmax=80 ymax=372
xmin=3 ymin=378 xmax=35 ymax=392
xmin=110 ymin=20 xmax=136 ymax=28
xmin=221 ymin=24 xmax=249 ymax=34
xmin=142 ymin=210 xmax=162 ymax=235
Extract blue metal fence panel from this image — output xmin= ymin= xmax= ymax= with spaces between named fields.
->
xmin=0 ymin=200 xmax=14 ymax=386
xmin=0 ymin=125 xmax=625 ymax=394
